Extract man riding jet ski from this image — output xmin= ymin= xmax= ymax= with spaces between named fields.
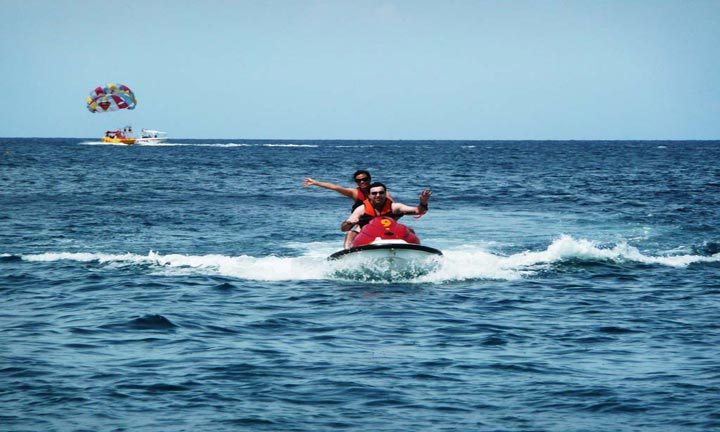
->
xmin=341 ymin=182 xmax=431 ymax=246
xmin=329 ymin=182 xmax=441 ymax=263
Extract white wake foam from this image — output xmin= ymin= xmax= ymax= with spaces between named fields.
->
xmin=23 ymin=251 xmax=328 ymax=281
xmin=17 ymin=235 xmax=719 ymax=283
xmin=79 ymin=142 xmax=318 ymax=148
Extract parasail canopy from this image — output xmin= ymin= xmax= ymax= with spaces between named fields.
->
xmin=86 ymin=83 xmax=137 ymax=113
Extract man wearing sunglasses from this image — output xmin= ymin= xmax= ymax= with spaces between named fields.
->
xmin=341 ymin=182 xmax=432 ymax=242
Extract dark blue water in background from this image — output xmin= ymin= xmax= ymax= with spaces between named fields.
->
xmin=1 ymin=138 xmax=719 ymax=431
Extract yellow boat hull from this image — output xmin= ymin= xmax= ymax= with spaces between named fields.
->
xmin=103 ymin=136 xmax=136 ymax=145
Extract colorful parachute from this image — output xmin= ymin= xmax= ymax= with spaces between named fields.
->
xmin=86 ymin=83 xmax=137 ymax=113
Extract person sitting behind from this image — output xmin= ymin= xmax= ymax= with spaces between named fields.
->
xmin=303 ymin=170 xmax=374 ymax=210
xmin=341 ymin=182 xmax=431 ymax=247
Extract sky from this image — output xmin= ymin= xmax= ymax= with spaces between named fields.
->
xmin=1 ymin=0 xmax=719 ymax=140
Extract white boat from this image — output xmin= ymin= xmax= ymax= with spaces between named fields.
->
xmin=135 ymin=129 xmax=168 ymax=144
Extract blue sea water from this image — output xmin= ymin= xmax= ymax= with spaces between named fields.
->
xmin=1 ymin=138 xmax=719 ymax=431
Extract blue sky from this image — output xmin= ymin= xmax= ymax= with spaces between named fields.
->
xmin=2 ymin=0 xmax=719 ymax=139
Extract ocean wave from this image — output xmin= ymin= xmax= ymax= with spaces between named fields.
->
xmin=524 ymin=234 xmax=720 ymax=268
xmin=13 ymin=235 xmax=719 ymax=283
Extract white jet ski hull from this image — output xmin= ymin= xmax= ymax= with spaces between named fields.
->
xmin=328 ymin=241 xmax=442 ymax=280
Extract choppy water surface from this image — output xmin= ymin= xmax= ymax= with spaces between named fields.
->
xmin=1 ymin=138 xmax=719 ymax=431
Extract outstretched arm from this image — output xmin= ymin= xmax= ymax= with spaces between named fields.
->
xmin=303 ymin=178 xmax=357 ymax=200
xmin=392 ymin=189 xmax=432 ymax=215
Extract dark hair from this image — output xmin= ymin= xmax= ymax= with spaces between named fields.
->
xmin=368 ymin=182 xmax=386 ymax=192
xmin=352 ymin=170 xmax=371 ymax=181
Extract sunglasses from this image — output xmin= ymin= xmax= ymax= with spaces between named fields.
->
xmin=355 ymin=177 xmax=370 ymax=183
xmin=370 ymin=191 xmax=386 ymax=196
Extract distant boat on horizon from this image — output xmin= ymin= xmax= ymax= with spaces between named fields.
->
xmin=102 ymin=126 xmax=168 ymax=145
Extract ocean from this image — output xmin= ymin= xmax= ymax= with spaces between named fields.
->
xmin=1 ymin=138 xmax=719 ymax=431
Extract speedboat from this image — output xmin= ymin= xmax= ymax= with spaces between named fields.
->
xmin=102 ymin=128 xmax=136 ymax=145
xmin=136 ymin=129 xmax=168 ymax=144
xmin=329 ymin=216 xmax=442 ymax=279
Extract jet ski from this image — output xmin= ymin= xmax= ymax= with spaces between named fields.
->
xmin=328 ymin=216 xmax=442 ymax=279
